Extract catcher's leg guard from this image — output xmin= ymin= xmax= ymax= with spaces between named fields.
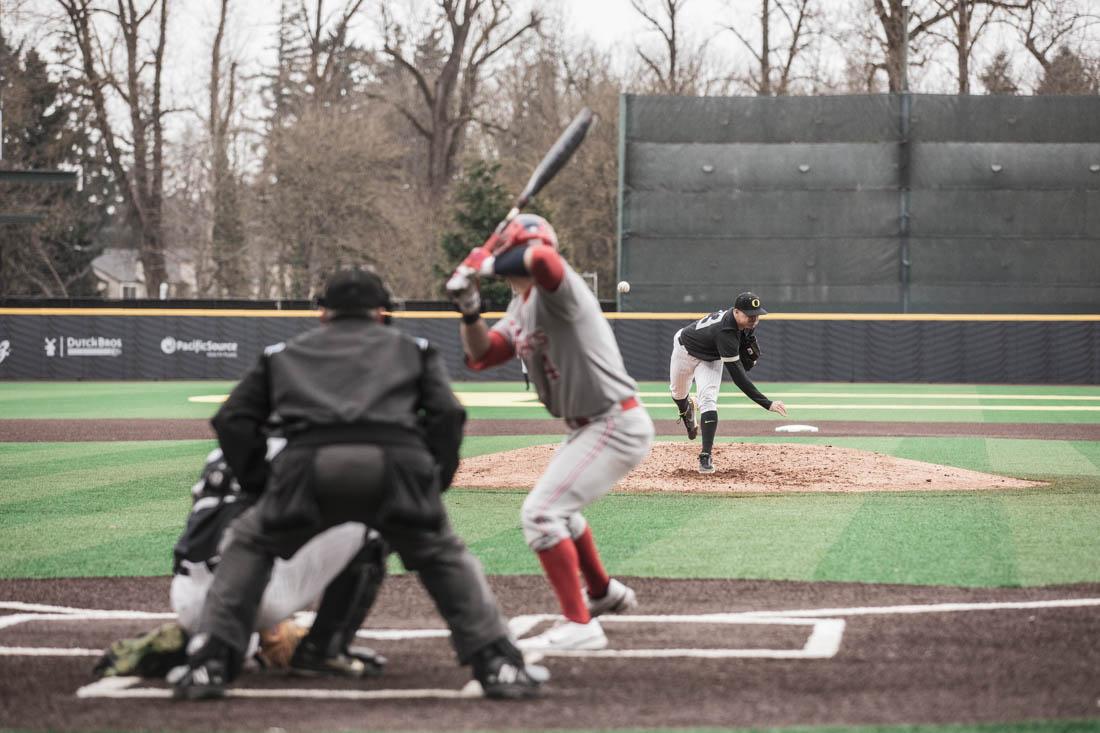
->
xmin=294 ymin=531 xmax=388 ymax=676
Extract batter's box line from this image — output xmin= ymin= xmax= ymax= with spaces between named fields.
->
xmin=76 ymin=675 xmax=486 ymax=701
xmin=507 ymin=612 xmax=846 ymax=660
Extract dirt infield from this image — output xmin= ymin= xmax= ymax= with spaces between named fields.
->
xmin=2 ymin=575 xmax=1098 ymax=731
xmin=454 ymin=442 xmax=1044 ymax=493
xmin=5 ymin=418 xmax=1100 ymax=442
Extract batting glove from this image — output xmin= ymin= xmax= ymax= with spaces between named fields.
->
xmin=461 ymin=246 xmax=496 ymax=276
xmin=446 ymin=270 xmax=482 ymax=317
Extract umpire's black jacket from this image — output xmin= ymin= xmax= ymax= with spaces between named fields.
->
xmin=211 ymin=313 xmax=465 ymax=546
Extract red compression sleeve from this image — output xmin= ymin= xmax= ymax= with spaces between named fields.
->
xmin=527 ymin=246 xmax=565 ymax=292
xmin=465 ymin=330 xmax=515 ymax=371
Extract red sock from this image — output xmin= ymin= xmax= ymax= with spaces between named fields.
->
xmin=574 ymin=526 xmax=610 ymax=599
xmin=537 ymin=539 xmax=590 ymax=623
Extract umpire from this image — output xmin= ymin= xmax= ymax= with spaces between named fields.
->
xmin=172 ymin=266 xmax=544 ymax=701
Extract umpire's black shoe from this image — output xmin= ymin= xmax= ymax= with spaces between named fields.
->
xmin=698 ymin=452 xmax=715 ymax=474
xmin=289 ymin=639 xmax=384 ymax=678
xmin=170 ymin=633 xmax=237 ymax=701
xmin=471 ymin=638 xmax=546 ymax=700
xmin=169 ymin=659 xmax=228 ymax=701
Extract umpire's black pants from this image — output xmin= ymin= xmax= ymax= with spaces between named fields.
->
xmin=197 ymin=442 xmax=510 ymax=665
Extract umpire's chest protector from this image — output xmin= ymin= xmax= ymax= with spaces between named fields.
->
xmin=267 ymin=318 xmax=426 ymax=431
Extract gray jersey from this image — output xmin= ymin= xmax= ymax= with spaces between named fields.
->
xmin=491 ymin=263 xmax=636 ymax=420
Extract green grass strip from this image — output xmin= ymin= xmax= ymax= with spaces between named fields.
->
xmin=4 ymin=381 xmax=1100 ymax=422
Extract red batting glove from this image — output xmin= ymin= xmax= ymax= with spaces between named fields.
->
xmin=461 ymin=246 xmax=496 ymax=276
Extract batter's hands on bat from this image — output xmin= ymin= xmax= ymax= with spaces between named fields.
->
xmin=461 ymin=245 xmax=496 ymax=275
xmin=769 ymin=400 xmax=788 ymax=417
xmin=446 ymin=269 xmax=481 ymax=317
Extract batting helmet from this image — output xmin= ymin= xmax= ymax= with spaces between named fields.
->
xmin=500 ymin=214 xmax=558 ymax=251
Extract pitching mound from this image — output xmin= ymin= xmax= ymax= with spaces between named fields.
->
xmin=454 ymin=442 xmax=1045 ymax=494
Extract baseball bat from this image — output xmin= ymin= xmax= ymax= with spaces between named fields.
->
xmin=512 ymin=106 xmax=594 ymax=213
xmin=488 ymin=106 xmax=595 ymax=247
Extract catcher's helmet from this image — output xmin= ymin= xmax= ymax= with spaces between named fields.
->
xmin=500 ymin=214 xmax=558 ymax=251
xmin=191 ymin=448 xmax=240 ymax=499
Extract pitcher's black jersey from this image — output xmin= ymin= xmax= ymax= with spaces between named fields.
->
xmin=678 ymin=309 xmax=743 ymax=363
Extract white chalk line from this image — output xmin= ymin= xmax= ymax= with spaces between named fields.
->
xmin=742 ymin=597 xmax=1100 ymax=618
xmin=76 ymin=676 xmax=484 ymax=700
xmin=0 ymin=646 xmax=102 ymax=656
xmin=634 ymin=391 xmax=1100 ymax=402
xmin=507 ymin=612 xmax=845 ymax=660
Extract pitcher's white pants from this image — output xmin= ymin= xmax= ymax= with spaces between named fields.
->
xmin=669 ymin=329 xmax=724 ymax=413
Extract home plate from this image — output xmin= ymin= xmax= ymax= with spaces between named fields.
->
xmin=775 ymin=424 xmax=819 ymax=433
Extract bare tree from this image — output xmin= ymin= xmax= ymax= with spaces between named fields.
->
xmin=485 ymin=29 xmax=623 ymax=296
xmin=723 ymin=0 xmax=820 ymax=95
xmin=925 ymin=1 xmax=1030 ymax=94
xmin=374 ymin=0 xmax=540 ymax=205
xmin=1009 ymin=0 xmax=1099 ymax=77
xmin=630 ymin=0 xmax=712 ymax=95
xmin=207 ymin=0 xmax=245 ymax=295
xmin=55 ymin=0 xmax=172 ymax=295
xmin=866 ymin=0 xmax=958 ymax=91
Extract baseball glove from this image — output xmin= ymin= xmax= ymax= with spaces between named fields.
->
xmin=739 ymin=330 xmax=761 ymax=371
xmin=257 ymin=620 xmax=309 ymax=669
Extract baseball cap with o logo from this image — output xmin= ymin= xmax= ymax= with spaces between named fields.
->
xmin=734 ymin=292 xmax=767 ymax=316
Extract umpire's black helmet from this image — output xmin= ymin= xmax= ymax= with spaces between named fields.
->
xmin=316 ymin=266 xmax=393 ymax=312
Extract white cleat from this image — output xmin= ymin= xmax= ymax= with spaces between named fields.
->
xmin=517 ymin=618 xmax=608 ymax=652
xmin=586 ymin=578 xmax=638 ymax=617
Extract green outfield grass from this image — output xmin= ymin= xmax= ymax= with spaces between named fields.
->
xmin=2 ymin=434 xmax=1098 ymax=584
xmin=4 ymin=381 xmax=1100 ymax=423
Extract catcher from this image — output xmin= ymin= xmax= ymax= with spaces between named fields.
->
xmin=94 ymin=447 xmax=387 ymax=679
xmin=669 ymin=291 xmax=787 ymax=473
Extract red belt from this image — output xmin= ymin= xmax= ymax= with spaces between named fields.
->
xmin=567 ymin=396 xmax=639 ymax=429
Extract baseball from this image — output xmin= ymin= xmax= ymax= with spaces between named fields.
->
xmin=617 ymin=280 xmax=631 ymax=294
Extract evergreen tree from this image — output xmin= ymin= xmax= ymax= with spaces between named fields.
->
xmin=1037 ymin=46 xmax=1096 ymax=95
xmin=0 ymin=33 xmax=111 ymax=296
xmin=438 ymin=160 xmax=554 ymax=310
xmin=980 ymin=50 xmax=1018 ymax=95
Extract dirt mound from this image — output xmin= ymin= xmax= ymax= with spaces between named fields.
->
xmin=453 ymin=442 xmax=1045 ymax=494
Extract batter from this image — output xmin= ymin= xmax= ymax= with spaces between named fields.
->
xmin=448 ymin=214 xmax=655 ymax=652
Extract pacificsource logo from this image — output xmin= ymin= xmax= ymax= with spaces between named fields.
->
xmin=0 ymin=340 xmax=10 ymax=364
xmin=160 ymin=336 xmax=239 ymax=359
xmin=44 ymin=336 xmax=123 ymax=357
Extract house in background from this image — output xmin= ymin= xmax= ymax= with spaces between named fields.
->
xmin=92 ymin=247 xmax=196 ymax=299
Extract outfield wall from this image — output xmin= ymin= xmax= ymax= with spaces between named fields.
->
xmin=1 ymin=309 xmax=1098 ymax=384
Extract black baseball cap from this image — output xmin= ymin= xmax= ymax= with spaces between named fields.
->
xmin=734 ymin=292 xmax=767 ymax=316
xmin=317 ymin=267 xmax=393 ymax=312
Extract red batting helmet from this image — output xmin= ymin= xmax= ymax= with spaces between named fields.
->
xmin=500 ymin=214 xmax=558 ymax=250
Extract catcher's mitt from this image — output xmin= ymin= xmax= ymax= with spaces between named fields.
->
xmin=257 ymin=620 xmax=308 ymax=669
xmin=739 ymin=330 xmax=761 ymax=371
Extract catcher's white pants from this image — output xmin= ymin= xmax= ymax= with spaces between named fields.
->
xmin=171 ymin=522 xmax=367 ymax=633
xmin=669 ymin=328 xmax=724 ymax=414
xmin=521 ymin=401 xmax=654 ymax=552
